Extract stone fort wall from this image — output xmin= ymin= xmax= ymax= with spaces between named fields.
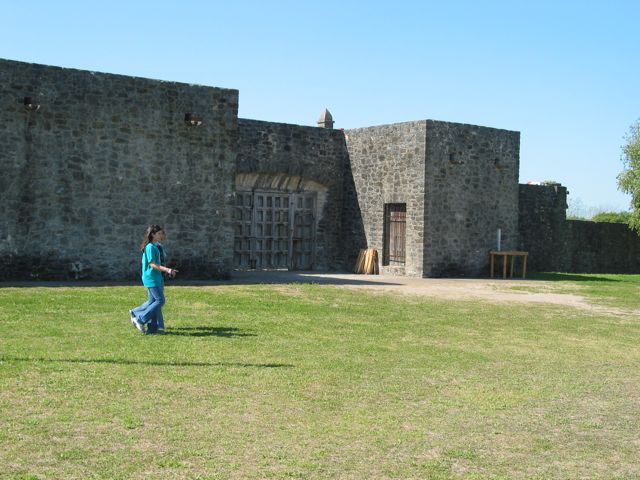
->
xmin=423 ymin=120 xmax=520 ymax=276
xmin=518 ymin=184 xmax=568 ymax=272
xmin=0 ymin=59 xmax=239 ymax=280
xmin=345 ymin=120 xmax=520 ymax=277
xmin=237 ymin=119 xmax=350 ymax=270
xmin=344 ymin=121 xmax=427 ymax=276
xmin=518 ymin=184 xmax=640 ymax=273
xmin=6 ymin=58 xmax=633 ymax=280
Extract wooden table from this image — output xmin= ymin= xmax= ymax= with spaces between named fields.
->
xmin=489 ymin=251 xmax=528 ymax=279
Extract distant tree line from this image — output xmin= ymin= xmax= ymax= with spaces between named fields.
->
xmin=567 ymin=211 xmax=631 ymax=224
xmin=590 ymin=211 xmax=632 ymax=224
xmin=618 ymin=119 xmax=640 ymax=232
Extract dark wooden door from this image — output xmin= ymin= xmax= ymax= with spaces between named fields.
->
xmin=383 ymin=203 xmax=406 ymax=265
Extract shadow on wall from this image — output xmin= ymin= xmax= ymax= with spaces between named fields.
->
xmin=0 ymin=254 xmax=231 ymax=282
xmin=0 ymin=254 xmax=84 ymax=281
xmin=341 ymin=150 xmax=367 ymax=271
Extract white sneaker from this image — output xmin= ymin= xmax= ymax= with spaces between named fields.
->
xmin=133 ymin=318 xmax=147 ymax=333
xmin=129 ymin=310 xmax=136 ymax=326
xmin=131 ymin=315 xmax=146 ymax=334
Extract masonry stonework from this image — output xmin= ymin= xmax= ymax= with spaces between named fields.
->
xmin=565 ymin=221 xmax=640 ymax=273
xmin=237 ymin=119 xmax=349 ymax=270
xmin=0 ymin=59 xmax=238 ymax=280
xmin=518 ymin=184 xmax=640 ymax=273
xmin=518 ymin=184 xmax=569 ymax=272
xmin=345 ymin=121 xmax=520 ymax=277
xmin=423 ymin=121 xmax=520 ymax=276
xmin=344 ymin=122 xmax=426 ymax=276
xmin=3 ymin=58 xmax=635 ymax=280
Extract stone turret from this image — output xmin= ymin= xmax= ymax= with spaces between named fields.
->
xmin=317 ymin=108 xmax=334 ymax=129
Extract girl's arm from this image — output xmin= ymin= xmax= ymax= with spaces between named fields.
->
xmin=149 ymin=262 xmax=177 ymax=277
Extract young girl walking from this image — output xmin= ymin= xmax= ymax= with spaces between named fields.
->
xmin=129 ymin=225 xmax=178 ymax=334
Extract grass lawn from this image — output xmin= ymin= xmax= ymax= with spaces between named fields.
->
xmin=1 ymin=275 xmax=640 ymax=479
xmin=526 ymin=273 xmax=640 ymax=310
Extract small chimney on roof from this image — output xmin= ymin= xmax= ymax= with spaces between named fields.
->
xmin=317 ymin=108 xmax=334 ymax=129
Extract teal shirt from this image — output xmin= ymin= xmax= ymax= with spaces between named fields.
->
xmin=141 ymin=243 xmax=163 ymax=287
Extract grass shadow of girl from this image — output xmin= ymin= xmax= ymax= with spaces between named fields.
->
xmin=165 ymin=326 xmax=256 ymax=338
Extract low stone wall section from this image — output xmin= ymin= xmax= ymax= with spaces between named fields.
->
xmin=518 ymin=184 xmax=640 ymax=273
xmin=565 ymin=220 xmax=640 ymax=273
xmin=518 ymin=184 xmax=569 ymax=272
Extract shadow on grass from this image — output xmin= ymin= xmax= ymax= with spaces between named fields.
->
xmin=0 ymin=356 xmax=292 ymax=369
xmin=165 ymin=326 xmax=256 ymax=338
xmin=528 ymin=272 xmax=622 ymax=282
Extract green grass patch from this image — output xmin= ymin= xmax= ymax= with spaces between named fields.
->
xmin=1 ymin=282 xmax=640 ymax=479
xmin=526 ymin=272 xmax=640 ymax=310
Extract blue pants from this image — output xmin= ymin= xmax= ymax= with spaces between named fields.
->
xmin=132 ymin=285 xmax=165 ymax=332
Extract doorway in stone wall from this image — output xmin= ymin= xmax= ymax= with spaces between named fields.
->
xmin=383 ymin=203 xmax=407 ymax=266
xmin=233 ymin=190 xmax=316 ymax=270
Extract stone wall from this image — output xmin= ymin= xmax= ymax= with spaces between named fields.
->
xmin=237 ymin=119 xmax=349 ymax=270
xmin=518 ymin=184 xmax=569 ymax=272
xmin=344 ymin=121 xmax=427 ymax=276
xmin=518 ymin=183 xmax=640 ymax=273
xmin=0 ymin=59 xmax=239 ymax=280
xmin=566 ymin=220 xmax=640 ymax=273
xmin=423 ymin=121 xmax=520 ymax=277
xmin=345 ymin=120 xmax=520 ymax=277
xmin=15 ymin=58 xmax=627 ymax=280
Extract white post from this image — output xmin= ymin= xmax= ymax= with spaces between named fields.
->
xmin=496 ymin=228 xmax=502 ymax=251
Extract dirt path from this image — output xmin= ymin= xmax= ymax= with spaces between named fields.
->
xmin=228 ymin=272 xmax=639 ymax=317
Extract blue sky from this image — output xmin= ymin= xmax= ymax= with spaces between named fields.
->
xmin=2 ymin=0 xmax=638 ymax=214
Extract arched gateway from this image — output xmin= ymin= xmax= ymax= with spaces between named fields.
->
xmin=233 ymin=173 xmax=328 ymax=270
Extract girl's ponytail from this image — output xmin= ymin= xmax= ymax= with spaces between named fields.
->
xmin=140 ymin=224 xmax=163 ymax=251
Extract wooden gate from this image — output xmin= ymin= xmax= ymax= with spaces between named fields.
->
xmin=292 ymin=194 xmax=315 ymax=269
xmin=233 ymin=190 xmax=316 ymax=270
xmin=383 ymin=203 xmax=406 ymax=265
